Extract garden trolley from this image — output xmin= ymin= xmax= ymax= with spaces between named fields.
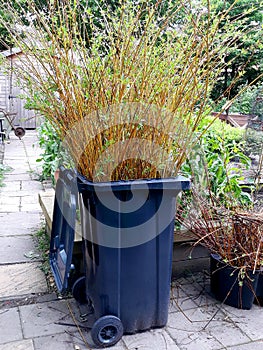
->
xmin=50 ymin=166 xmax=190 ymax=347
xmin=0 ymin=108 xmax=25 ymax=140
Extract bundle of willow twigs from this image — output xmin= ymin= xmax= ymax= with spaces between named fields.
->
xmin=1 ymin=0 xmax=262 ymax=181
xmin=176 ymin=191 xmax=263 ymax=272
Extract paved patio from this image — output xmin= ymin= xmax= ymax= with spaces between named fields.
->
xmin=0 ymin=131 xmax=262 ymax=350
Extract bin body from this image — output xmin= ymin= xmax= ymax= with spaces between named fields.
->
xmin=77 ymin=175 xmax=190 ymax=333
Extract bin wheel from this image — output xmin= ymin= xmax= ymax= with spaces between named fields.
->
xmin=14 ymin=127 xmax=26 ymax=139
xmin=72 ymin=276 xmax=88 ymax=304
xmin=91 ymin=315 xmax=123 ymax=347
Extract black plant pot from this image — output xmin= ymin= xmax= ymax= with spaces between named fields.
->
xmin=255 ymin=273 xmax=263 ymax=306
xmin=210 ymin=254 xmax=259 ymax=310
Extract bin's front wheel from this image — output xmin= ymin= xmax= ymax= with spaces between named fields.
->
xmin=72 ymin=276 xmax=88 ymax=304
xmin=91 ymin=315 xmax=123 ymax=347
xmin=14 ymin=127 xmax=25 ymax=139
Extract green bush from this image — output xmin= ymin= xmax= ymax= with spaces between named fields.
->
xmin=231 ymin=83 xmax=263 ymax=118
xmin=37 ymin=120 xmax=74 ymax=184
xmin=0 ymin=164 xmax=12 ymax=187
xmin=244 ymin=128 xmax=263 ymax=156
xmin=37 ymin=120 xmax=63 ymax=184
xmin=181 ymin=118 xmax=252 ymax=207
xmin=198 ymin=117 xmax=245 ymax=144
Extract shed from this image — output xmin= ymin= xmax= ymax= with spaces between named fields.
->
xmin=0 ymin=48 xmax=37 ymax=129
xmin=211 ymin=111 xmax=253 ymax=128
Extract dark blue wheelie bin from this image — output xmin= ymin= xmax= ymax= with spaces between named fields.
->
xmin=50 ymin=167 xmax=190 ymax=347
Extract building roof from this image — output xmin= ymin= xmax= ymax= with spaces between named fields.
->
xmin=211 ymin=112 xmax=256 ymax=128
xmin=1 ymin=48 xmax=22 ymax=57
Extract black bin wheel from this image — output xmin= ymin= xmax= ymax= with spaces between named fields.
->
xmin=72 ymin=276 xmax=88 ymax=304
xmin=14 ymin=127 xmax=26 ymax=139
xmin=91 ymin=315 xmax=123 ymax=347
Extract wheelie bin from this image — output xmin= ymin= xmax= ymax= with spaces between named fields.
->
xmin=50 ymin=167 xmax=190 ymax=347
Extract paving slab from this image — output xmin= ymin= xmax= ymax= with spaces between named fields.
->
xmin=33 ymin=333 xmax=78 ymax=350
xmin=0 ymin=308 xmax=23 ymax=344
xmin=20 ymin=194 xmax=41 ymax=205
xmin=184 ymin=287 xmax=220 ymax=309
xmin=122 ymin=328 xmax=180 ymax=350
xmin=0 ymin=191 xmax=37 ymax=198
xmin=0 ymin=212 xmax=42 ymax=236
xmin=70 ymin=330 xmax=128 ymax=350
xmin=0 ymin=263 xmax=47 ymax=299
xmin=205 ymin=316 xmax=251 ymax=347
xmin=169 ymin=287 xmax=199 ymax=312
xmin=0 ymin=236 xmax=40 ymax=264
xmin=21 ymin=180 xmax=43 ymax=191
xmin=19 ymin=300 xmax=77 ymax=338
xmin=3 ymin=164 xmax=28 ymax=174
xmin=3 ymin=174 xmax=31 ymax=182
xmin=179 ymin=282 xmax=208 ymax=298
xmin=0 ymin=340 xmax=34 ymax=350
xmin=0 ymin=204 xmax=20 ymax=212
xmin=0 ymin=181 xmax=21 ymax=192
xmin=20 ymin=203 xmax=42 ymax=212
xmin=225 ymin=306 xmax=263 ymax=341
xmin=28 ymin=155 xmax=42 ymax=163
xmin=175 ymin=275 xmax=212 ymax=298
xmin=0 ymin=196 xmax=20 ymax=208
xmin=3 ymin=156 xmax=25 ymax=161
xmin=166 ymin=309 xmax=224 ymax=350
xmin=227 ymin=341 xmax=263 ymax=350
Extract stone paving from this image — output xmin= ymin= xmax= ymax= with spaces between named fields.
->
xmin=0 ymin=131 xmax=263 ymax=350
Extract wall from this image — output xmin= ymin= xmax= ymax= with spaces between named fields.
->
xmin=0 ymin=69 xmax=8 ymax=109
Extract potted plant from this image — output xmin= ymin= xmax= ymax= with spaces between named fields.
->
xmin=2 ymin=0 xmax=263 ymax=345
xmin=177 ymin=189 xmax=263 ymax=309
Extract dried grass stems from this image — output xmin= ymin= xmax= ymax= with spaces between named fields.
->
xmin=177 ymin=190 xmax=263 ymax=273
xmin=1 ymin=0 xmax=262 ymax=180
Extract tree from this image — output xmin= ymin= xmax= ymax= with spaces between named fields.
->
xmin=1 ymin=0 xmax=262 ymax=106
xmin=210 ymin=0 xmax=263 ymax=101
xmin=0 ymin=0 xmax=48 ymax=50
xmin=0 ymin=0 xmax=177 ymax=50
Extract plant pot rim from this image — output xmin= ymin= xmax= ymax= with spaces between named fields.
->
xmin=211 ymin=253 xmax=261 ymax=274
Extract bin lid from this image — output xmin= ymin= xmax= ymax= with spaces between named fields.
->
xmin=49 ymin=167 xmax=77 ymax=293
